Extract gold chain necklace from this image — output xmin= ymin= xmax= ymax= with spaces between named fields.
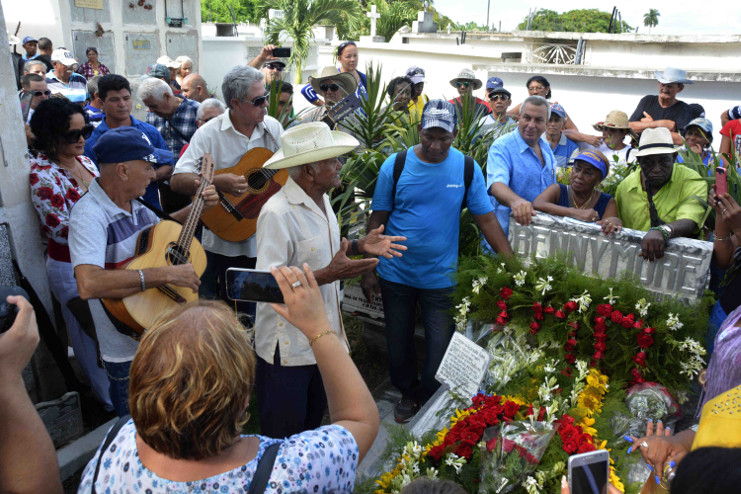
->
xmin=570 ymin=186 xmax=596 ymax=209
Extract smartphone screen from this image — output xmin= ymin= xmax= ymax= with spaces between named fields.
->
xmin=568 ymin=451 xmax=609 ymax=494
xmin=272 ymin=47 xmax=291 ymax=58
xmin=716 ymin=167 xmax=728 ymax=196
xmin=225 ymin=268 xmax=284 ymax=304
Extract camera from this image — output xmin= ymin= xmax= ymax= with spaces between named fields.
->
xmin=0 ymin=286 xmax=30 ymax=334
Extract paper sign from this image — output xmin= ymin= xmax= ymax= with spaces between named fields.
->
xmin=132 ymin=39 xmax=151 ymax=50
xmin=435 ymin=332 xmax=491 ymax=397
xmin=75 ymin=0 xmax=103 ymax=9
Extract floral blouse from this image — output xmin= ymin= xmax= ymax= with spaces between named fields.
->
xmin=77 ymin=421 xmax=359 ymax=493
xmin=29 ymin=152 xmax=99 ymax=248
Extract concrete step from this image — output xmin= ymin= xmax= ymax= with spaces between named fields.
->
xmin=57 ymin=417 xmax=116 ymax=481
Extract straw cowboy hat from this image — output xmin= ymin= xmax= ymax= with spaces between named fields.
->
xmin=263 ymin=122 xmax=359 ymax=170
xmin=449 ymin=68 xmax=482 ymax=90
xmin=592 ymin=110 xmax=632 ymax=131
xmin=634 ymin=127 xmax=681 ymax=158
xmin=654 ymin=67 xmax=693 ymax=85
xmin=308 ymin=66 xmax=358 ymax=96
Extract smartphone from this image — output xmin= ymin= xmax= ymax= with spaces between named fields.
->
xmin=21 ymin=91 xmax=33 ymax=124
xmin=568 ymin=449 xmax=610 ymax=494
xmin=225 ymin=268 xmax=284 ymax=304
xmin=0 ymin=287 xmax=30 ymax=334
xmin=716 ymin=167 xmax=728 ymax=196
xmin=272 ymin=47 xmax=291 ymax=58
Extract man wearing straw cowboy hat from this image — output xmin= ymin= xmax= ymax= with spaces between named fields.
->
xmin=298 ymin=66 xmax=359 ymax=126
xmin=448 ymin=67 xmax=491 ymax=121
xmin=615 ymin=127 xmax=707 ymax=262
xmin=254 ymin=121 xmax=407 ymax=438
xmin=591 ymin=110 xmax=638 ymax=166
xmin=629 ymin=67 xmax=704 ymax=145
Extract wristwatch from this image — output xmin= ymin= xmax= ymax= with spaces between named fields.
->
xmin=652 ymin=224 xmax=672 ymax=243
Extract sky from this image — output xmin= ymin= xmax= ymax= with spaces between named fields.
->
xmin=432 ymin=0 xmax=741 ymax=35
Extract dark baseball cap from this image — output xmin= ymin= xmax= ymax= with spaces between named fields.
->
xmin=93 ymin=127 xmax=158 ymax=164
xmin=146 ymin=63 xmax=171 ymax=81
xmin=486 ymin=77 xmax=511 ymax=96
xmin=421 ymin=99 xmax=456 ymax=133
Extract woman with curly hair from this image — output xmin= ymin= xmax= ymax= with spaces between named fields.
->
xmin=29 ymin=98 xmax=111 ymax=411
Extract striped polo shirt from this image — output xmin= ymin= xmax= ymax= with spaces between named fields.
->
xmin=69 ymin=179 xmax=159 ymax=362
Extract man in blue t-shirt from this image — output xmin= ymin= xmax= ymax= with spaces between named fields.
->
xmin=363 ymin=100 xmax=512 ymax=423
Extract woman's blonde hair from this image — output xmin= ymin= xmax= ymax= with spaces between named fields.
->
xmin=129 ymin=299 xmax=255 ymax=460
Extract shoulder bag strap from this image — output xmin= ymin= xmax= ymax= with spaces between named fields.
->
xmin=391 ymin=149 xmax=408 ymax=210
xmin=91 ymin=415 xmax=131 ymax=494
xmin=247 ymin=441 xmax=282 ymax=494
xmin=135 ymin=197 xmax=176 ymax=222
xmin=461 ymin=155 xmax=474 ymax=210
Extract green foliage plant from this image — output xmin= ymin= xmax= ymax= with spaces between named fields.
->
xmin=202 ymin=0 xmax=259 ymax=23
xmin=518 ymin=8 xmax=633 ymax=33
xmin=643 ymin=9 xmax=660 ymax=33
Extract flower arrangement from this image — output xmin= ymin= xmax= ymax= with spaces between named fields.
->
xmin=368 ymin=255 xmax=708 ymax=494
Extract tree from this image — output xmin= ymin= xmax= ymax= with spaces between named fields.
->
xmin=375 ymin=0 xmax=418 ymax=41
xmin=201 ymin=0 xmax=259 ymax=24
xmin=517 ymin=8 xmax=633 ymax=33
xmin=643 ymin=9 xmax=660 ymax=34
xmin=256 ymin=0 xmax=364 ymax=83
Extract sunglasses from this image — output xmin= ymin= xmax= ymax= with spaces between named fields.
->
xmin=32 ymin=90 xmax=51 ymax=98
xmin=63 ymin=124 xmax=94 ymax=143
xmin=337 ymin=41 xmax=356 ymax=54
xmin=241 ymin=92 xmax=270 ymax=107
xmin=265 ymin=64 xmax=284 ymax=71
xmin=488 ymin=93 xmax=510 ymax=101
xmin=456 ymin=81 xmax=472 ymax=88
xmin=319 ymin=83 xmax=342 ymax=93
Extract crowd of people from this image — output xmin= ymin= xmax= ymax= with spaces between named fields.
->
xmin=4 ymin=32 xmax=741 ymax=493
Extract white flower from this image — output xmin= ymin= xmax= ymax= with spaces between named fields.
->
xmin=514 ymin=270 xmax=527 ymax=287
xmin=444 ymin=453 xmax=466 ymax=474
xmin=666 ymin=313 xmax=684 ymax=331
xmin=573 ymin=290 xmax=592 ymax=313
xmin=472 ymin=276 xmax=487 ymax=295
xmin=534 ymin=276 xmax=553 ymax=297
xmin=523 ymin=476 xmax=539 ymax=494
xmin=603 ymin=288 xmax=619 ymax=305
xmin=635 ymin=298 xmax=651 ymax=317
xmin=538 ymin=376 xmax=559 ymax=403
xmin=426 ymin=467 xmax=439 ymax=480
xmin=543 ymin=359 xmax=558 ymax=375
xmin=678 ymin=337 xmax=706 ymax=378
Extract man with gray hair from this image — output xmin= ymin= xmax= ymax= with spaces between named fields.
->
xmin=23 ymin=59 xmax=46 ymax=77
xmin=196 ymin=98 xmax=225 ymax=127
xmin=486 ymin=95 xmax=556 ymax=236
xmin=138 ymin=77 xmax=199 ymax=156
xmin=84 ymin=75 xmax=105 ymax=126
xmin=171 ymin=65 xmax=284 ymax=318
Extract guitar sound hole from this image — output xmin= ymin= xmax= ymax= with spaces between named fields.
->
xmin=167 ymin=244 xmax=189 ymax=265
xmin=246 ymin=170 xmax=269 ymax=192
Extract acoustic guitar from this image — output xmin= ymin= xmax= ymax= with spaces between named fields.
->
xmin=199 ymin=147 xmax=286 ymax=242
xmin=102 ymin=154 xmax=215 ymax=335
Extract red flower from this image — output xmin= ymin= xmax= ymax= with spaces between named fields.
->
xmin=455 ymin=443 xmax=473 ymax=459
xmin=594 ymin=331 xmax=608 ymax=342
xmin=593 ymin=350 xmax=605 ymax=360
xmin=498 ymin=310 xmax=509 ymax=319
xmin=503 ymin=400 xmax=520 ymax=419
xmin=36 ymin=186 xmax=53 ymax=200
xmin=637 ymin=333 xmax=654 ymax=348
xmin=633 ymin=351 xmax=647 ymax=366
xmin=594 ymin=316 xmax=606 ymax=328
xmin=644 ymin=326 xmax=656 ymax=335
xmin=564 ymin=301 xmax=578 ymax=312
xmin=60 ymin=226 xmax=69 ymax=239
xmin=529 ymin=321 xmax=540 ymax=334
xmin=621 ymin=313 xmax=635 ymax=329
xmin=565 ymin=353 xmax=576 ymax=364
xmin=495 ymin=316 xmax=507 ymax=325
xmin=561 ymin=367 xmax=573 ymax=377
xmin=538 ymin=407 xmax=546 ymax=421
xmin=594 ymin=341 xmax=607 ymax=352
xmin=566 ymin=338 xmax=577 ymax=347
xmin=66 ymin=188 xmax=81 ymax=202
xmin=555 ymin=310 xmax=567 ymax=319
xmin=29 ymin=173 xmax=39 ymax=186
xmin=630 ymin=367 xmax=643 ymax=381
xmin=50 ymin=194 xmax=65 ymax=209
xmin=45 ymin=213 xmax=60 ymax=228
xmin=577 ymin=439 xmax=597 ymax=454
xmin=544 ymin=306 xmax=556 ymax=314
xmin=568 ymin=321 xmax=579 ymax=330
xmin=610 ymin=310 xmax=623 ymax=323
xmin=596 ymin=304 xmax=613 ymax=316
xmin=499 ymin=287 xmax=513 ymax=300
xmin=428 ymin=444 xmax=444 ymax=461
xmin=497 ymin=300 xmax=507 ymax=311
xmin=486 ymin=437 xmax=498 ymax=452
xmin=533 ymin=302 xmax=543 ymax=313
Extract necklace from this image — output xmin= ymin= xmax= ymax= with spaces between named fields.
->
xmin=61 ymin=160 xmax=89 ymax=190
xmin=570 ymin=186 xmax=596 ymax=209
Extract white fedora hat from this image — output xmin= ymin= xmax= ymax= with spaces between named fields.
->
xmin=263 ymin=122 xmax=359 ymax=170
xmin=654 ymin=67 xmax=693 ymax=85
xmin=308 ymin=66 xmax=358 ymax=96
xmin=634 ymin=127 xmax=681 ymax=158
xmin=157 ymin=55 xmax=181 ymax=69
xmin=449 ymin=68 xmax=482 ymax=90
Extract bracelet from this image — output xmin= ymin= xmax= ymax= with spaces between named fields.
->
xmin=309 ymin=329 xmax=335 ymax=347
xmin=650 ymin=226 xmax=671 ymax=244
xmin=714 ymin=233 xmax=733 ymax=241
xmin=138 ymin=269 xmax=146 ymax=292
xmin=351 ymin=238 xmax=360 ymax=256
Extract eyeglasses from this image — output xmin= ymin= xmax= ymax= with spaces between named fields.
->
xmin=240 ymin=92 xmax=270 ymax=107
xmin=63 ymin=124 xmax=94 ymax=143
xmin=32 ymin=90 xmax=51 ymax=98
xmin=488 ymin=93 xmax=510 ymax=101
xmin=265 ymin=64 xmax=284 ymax=72
xmin=319 ymin=83 xmax=342 ymax=93
xmin=528 ymin=85 xmax=546 ymax=92
xmin=456 ymin=81 xmax=472 ymax=88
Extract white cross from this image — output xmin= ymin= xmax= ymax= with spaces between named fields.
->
xmin=367 ymin=5 xmax=381 ymax=37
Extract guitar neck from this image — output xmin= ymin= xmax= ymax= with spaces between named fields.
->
xmin=175 ymin=155 xmax=214 ymax=258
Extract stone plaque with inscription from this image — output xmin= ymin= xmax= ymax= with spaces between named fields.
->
xmin=508 ymin=214 xmax=712 ymax=302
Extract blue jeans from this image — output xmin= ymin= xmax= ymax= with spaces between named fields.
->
xmin=707 ymin=300 xmax=728 ymax=356
xmin=379 ymin=278 xmax=456 ymax=403
xmin=102 ymin=360 xmax=132 ymax=417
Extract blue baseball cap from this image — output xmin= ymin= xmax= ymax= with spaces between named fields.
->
xmin=93 ymin=127 xmax=159 ymax=164
xmin=421 ymin=99 xmax=456 ymax=133
xmin=573 ymin=150 xmax=608 ymax=178
xmin=684 ymin=117 xmax=713 ymax=136
xmin=22 ymin=36 xmax=37 ymax=45
xmin=550 ymin=103 xmax=567 ymax=119
xmin=406 ymin=66 xmax=425 ymax=84
xmin=485 ymin=77 xmax=511 ymax=96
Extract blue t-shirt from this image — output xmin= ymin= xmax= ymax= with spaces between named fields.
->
xmin=486 ymin=130 xmax=556 ymax=234
xmin=552 ymin=133 xmax=580 ymax=169
xmin=372 ymin=147 xmax=493 ymax=289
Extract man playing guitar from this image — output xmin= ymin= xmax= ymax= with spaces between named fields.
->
xmin=70 ymin=127 xmax=217 ymax=416
xmin=170 ymin=66 xmax=284 ymax=322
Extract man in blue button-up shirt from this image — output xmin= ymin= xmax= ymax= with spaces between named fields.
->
xmin=486 ymin=95 xmax=556 ymax=236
